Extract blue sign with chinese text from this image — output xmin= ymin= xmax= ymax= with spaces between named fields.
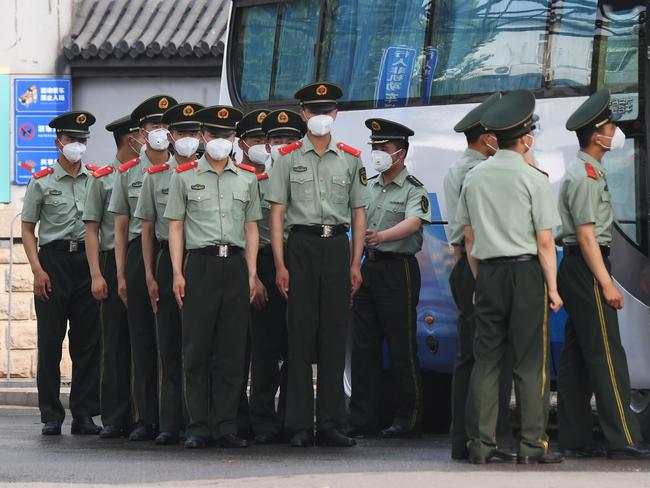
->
xmin=374 ymin=46 xmax=416 ymax=108
xmin=14 ymin=150 xmax=59 ymax=185
xmin=14 ymin=115 xmax=59 ymax=149
xmin=14 ymin=78 xmax=71 ymax=114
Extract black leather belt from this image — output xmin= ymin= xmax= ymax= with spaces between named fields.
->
xmin=482 ymin=254 xmax=537 ymax=264
xmin=563 ymin=244 xmax=610 ymax=258
xmin=189 ymin=244 xmax=242 ymax=257
xmin=365 ymin=249 xmax=413 ymax=262
xmin=291 ymin=224 xmax=348 ymax=238
xmin=41 ymin=239 xmax=85 ymax=253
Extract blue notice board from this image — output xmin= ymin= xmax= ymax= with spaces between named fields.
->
xmin=14 ymin=151 xmax=59 ymax=186
xmin=374 ymin=46 xmax=416 ymax=109
xmin=15 ymin=78 xmax=71 ymax=114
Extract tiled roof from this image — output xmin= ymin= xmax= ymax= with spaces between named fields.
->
xmin=63 ymin=0 xmax=229 ymax=61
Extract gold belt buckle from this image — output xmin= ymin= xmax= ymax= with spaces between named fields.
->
xmin=321 ymin=225 xmax=334 ymax=238
xmin=218 ymin=244 xmax=229 ymax=257
xmin=69 ymin=241 xmax=79 ymax=252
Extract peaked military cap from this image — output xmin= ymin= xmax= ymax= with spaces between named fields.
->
xmin=162 ymin=102 xmax=204 ymax=131
xmin=566 ymin=89 xmax=621 ymax=132
xmin=105 ymin=115 xmax=139 ymax=137
xmin=262 ymin=109 xmax=306 ymax=138
xmin=365 ymin=118 xmax=414 ymax=144
xmin=481 ymin=90 xmax=536 ymax=140
xmin=236 ymin=109 xmax=271 ymax=138
xmin=131 ymin=95 xmax=178 ymax=125
xmin=48 ymin=111 xmax=96 ymax=138
xmin=195 ymin=105 xmax=243 ymax=135
xmin=454 ymin=92 xmax=502 ymax=140
xmin=294 ymin=82 xmax=342 ymax=112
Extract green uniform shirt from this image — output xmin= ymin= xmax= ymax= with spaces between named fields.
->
xmin=108 ymin=149 xmax=160 ymax=241
xmin=557 ymin=151 xmax=613 ymax=246
xmin=258 ymin=175 xmax=272 ymax=247
xmin=134 ymin=156 xmax=181 ymax=242
xmin=265 ymin=136 xmax=368 ymax=227
xmin=366 ymin=167 xmax=432 ymax=254
xmin=164 ymin=156 xmax=262 ymax=249
xmin=22 ymin=162 xmax=92 ymax=246
xmin=82 ymin=157 xmax=121 ymax=251
xmin=457 ymin=149 xmax=561 ymax=260
xmin=444 ymin=148 xmax=486 ymax=246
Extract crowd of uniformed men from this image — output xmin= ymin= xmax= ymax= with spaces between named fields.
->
xmin=19 ymin=80 xmax=650 ymax=463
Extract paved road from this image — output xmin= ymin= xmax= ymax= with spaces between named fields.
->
xmin=2 ymin=407 xmax=650 ymax=487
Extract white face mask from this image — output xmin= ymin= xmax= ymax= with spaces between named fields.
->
xmin=173 ymin=136 xmax=200 ymax=158
xmin=128 ymin=136 xmax=145 ymax=155
xmin=246 ymin=143 xmax=269 ymax=165
xmin=598 ymin=127 xmax=626 ymax=151
xmin=524 ymin=133 xmax=534 ymax=152
xmin=205 ymin=138 xmax=233 ymax=161
xmin=146 ymin=128 xmax=169 ymax=151
xmin=371 ymin=149 xmax=401 ymax=173
xmin=307 ymin=114 xmax=334 ymax=136
xmin=60 ymin=141 xmax=86 ymax=163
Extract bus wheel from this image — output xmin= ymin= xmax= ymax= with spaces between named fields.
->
xmin=631 ymin=390 xmax=650 ymax=441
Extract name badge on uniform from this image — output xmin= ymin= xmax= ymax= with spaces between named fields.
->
xmin=49 ymin=189 xmax=62 ymax=196
xmin=191 ymin=184 xmax=205 ymax=190
xmin=162 ymin=188 xmax=169 ymax=195
xmin=131 ymin=181 xmax=143 ymax=188
xmin=389 ymin=200 xmax=405 ymax=205
xmin=292 ymin=166 xmax=308 ymax=172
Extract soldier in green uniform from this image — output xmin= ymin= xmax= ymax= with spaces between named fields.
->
xmin=134 ymin=102 xmax=203 ymax=445
xmin=444 ymin=93 xmax=515 ymax=460
xmin=266 ymin=82 xmax=368 ymax=447
xmin=457 ymin=90 xmax=563 ymax=464
xmin=108 ymin=94 xmax=178 ymax=441
xmin=557 ymin=89 xmax=650 ymax=459
xmin=346 ymin=119 xmax=430 ymax=439
xmin=21 ymin=111 xmax=101 ymax=436
xmin=83 ymin=114 xmax=143 ymax=438
xmin=164 ymin=105 xmax=262 ymax=449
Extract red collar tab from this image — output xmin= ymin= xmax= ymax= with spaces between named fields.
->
xmin=33 ymin=167 xmax=55 ymax=179
xmin=337 ymin=142 xmax=361 ymax=158
xmin=85 ymin=163 xmax=100 ymax=172
xmin=145 ymin=163 xmax=170 ymax=175
xmin=175 ymin=161 xmax=198 ymax=173
xmin=256 ymin=172 xmax=269 ymax=181
xmin=235 ymin=162 xmax=257 ymax=173
xmin=585 ymin=162 xmax=599 ymax=180
xmin=118 ymin=157 xmax=141 ymax=173
xmin=93 ymin=165 xmax=115 ymax=178
xmin=278 ymin=141 xmax=303 ymax=156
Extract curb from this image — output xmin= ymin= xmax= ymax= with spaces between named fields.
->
xmin=0 ymin=387 xmax=69 ymax=408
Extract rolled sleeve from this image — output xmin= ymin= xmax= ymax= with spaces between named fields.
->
xmin=134 ymin=173 xmax=155 ymax=222
xmin=349 ymin=158 xmax=369 ymax=209
xmin=162 ymin=172 xmax=186 ymax=221
xmin=245 ymin=177 xmax=262 ymax=222
xmin=531 ymin=178 xmax=562 ymax=231
xmin=108 ymin=171 xmax=129 ymax=216
xmin=406 ymin=186 xmax=432 ymax=224
xmin=265 ymin=156 xmax=290 ymax=205
xmin=567 ymin=177 xmax=599 ymax=227
xmin=82 ymin=176 xmax=104 ymax=223
xmin=21 ymin=179 xmax=42 ymax=224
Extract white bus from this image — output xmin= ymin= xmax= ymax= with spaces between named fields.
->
xmin=220 ymin=0 xmax=650 ymax=432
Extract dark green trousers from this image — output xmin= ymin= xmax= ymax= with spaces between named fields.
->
xmin=154 ymin=247 xmax=184 ymax=434
xmin=99 ymin=249 xmax=131 ymax=429
xmin=182 ymin=251 xmax=249 ymax=439
xmin=35 ymin=246 xmax=100 ymax=423
xmin=285 ymin=231 xmax=350 ymax=433
xmin=466 ymin=259 xmax=550 ymax=458
xmin=126 ymin=236 xmax=158 ymax=426
xmin=349 ymin=255 xmax=422 ymax=432
xmin=558 ymin=255 xmax=641 ymax=449
xmin=449 ymin=254 xmax=513 ymax=452
xmin=250 ymin=248 xmax=288 ymax=436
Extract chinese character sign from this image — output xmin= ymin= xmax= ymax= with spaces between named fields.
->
xmin=374 ymin=46 xmax=416 ymax=109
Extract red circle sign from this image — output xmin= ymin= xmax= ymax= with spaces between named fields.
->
xmin=18 ymin=123 xmax=36 ymax=141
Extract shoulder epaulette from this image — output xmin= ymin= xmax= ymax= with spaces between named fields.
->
xmin=257 ymin=172 xmax=269 ymax=181
xmin=407 ymin=175 xmax=424 ymax=187
xmin=33 ymin=167 xmax=54 ymax=179
xmin=175 ymin=161 xmax=198 ymax=173
xmin=279 ymin=141 xmax=303 ymax=156
xmin=85 ymin=163 xmax=100 ymax=172
xmin=585 ymin=162 xmax=599 ymax=180
xmin=93 ymin=165 xmax=114 ymax=178
xmin=118 ymin=157 xmax=140 ymax=173
xmin=529 ymin=164 xmax=549 ymax=177
xmin=145 ymin=163 xmax=170 ymax=175
xmin=337 ymin=142 xmax=361 ymax=158
xmin=235 ymin=162 xmax=257 ymax=173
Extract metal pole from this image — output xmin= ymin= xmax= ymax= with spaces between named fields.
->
xmin=7 ymin=212 xmax=22 ymax=380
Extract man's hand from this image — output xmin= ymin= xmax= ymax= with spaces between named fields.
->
xmin=33 ymin=269 xmax=52 ymax=302
xmin=548 ymin=289 xmax=563 ymax=313
xmin=147 ymin=276 xmax=160 ymax=314
xmin=173 ymin=272 xmax=186 ymax=309
xmin=350 ymin=264 xmax=362 ymax=296
xmin=91 ymin=275 xmax=108 ymax=301
xmin=252 ymin=276 xmax=269 ymax=310
xmin=276 ymin=265 xmax=289 ymax=300
xmin=365 ymin=230 xmax=383 ymax=248
xmin=248 ymin=275 xmax=258 ymax=304
xmin=117 ymin=276 xmax=128 ymax=306
xmin=602 ymin=281 xmax=624 ymax=310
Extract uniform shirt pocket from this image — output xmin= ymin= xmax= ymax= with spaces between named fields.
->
xmin=290 ymin=171 xmax=314 ymax=201
xmin=43 ymin=195 xmax=72 ymax=224
xmin=232 ymin=191 xmax=250 ymax=222
xmin=382 ymin=207 xmax=405 ymax=227
xmin=187 ymin=192 xmax=213 ymax=218
xmin=331 ymin=174 xmax=350 ymax=204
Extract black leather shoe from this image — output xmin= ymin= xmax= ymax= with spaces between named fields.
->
xmin=254 ymin=432 xmax=280 ymax=444
xmin=155 ymin=431 xmax=179 ymax=445
xmin=344 ymin=427 xmax=378 ymax=439
xmin=563 ymin=446 xmax=607 ymax=458
xmin=380 ymin=424 xmax=420 ymax=439
xmin=128 ymin=423 xmax=154 ymax=441
xmin=184 ymin=436 xmax=207 ymax=449
xmin=217 ymin=433 xmax=249 ymax=448
xmin=315 ymin=429 xmax=357 ymax=447
xmin=451 ymin=447 xmax=469 ymax=460
xmin=517 ymin=452 xmax=564 ymax=464
xmin=490 ymin=449 xmax=518 ymax=463
xmin=41 ymin=420 xmax=62 ymax=436
xmin=99 ymin=425 xmax=123 ymax=439
xmin=607 ymin=442 xmax=650 ymax=459
xmin=71 ymin=417 xmax=101 ymax=435
xmin=290 ymin=430 xmax=314 ymax=447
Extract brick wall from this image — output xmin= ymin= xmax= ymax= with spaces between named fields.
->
xmin=0 ymin=243 xmax=72 ymax=379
